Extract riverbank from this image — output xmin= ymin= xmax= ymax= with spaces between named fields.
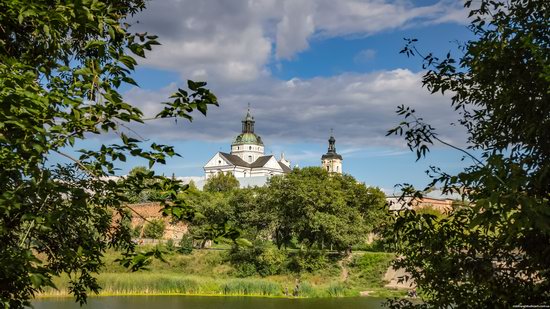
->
xmin=39 ymin=248 xmax=406 ymax=299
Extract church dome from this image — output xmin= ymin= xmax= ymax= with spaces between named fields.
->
xmin=232 ymin=132 xmax=264 ymax=146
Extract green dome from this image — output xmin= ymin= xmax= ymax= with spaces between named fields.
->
xmin=232 ymin=133 xmax=264 ymax=146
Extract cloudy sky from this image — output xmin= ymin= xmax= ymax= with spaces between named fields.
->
xmin=82 ymin=0 xmax=478 ymax=192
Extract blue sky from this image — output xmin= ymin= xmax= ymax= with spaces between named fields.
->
xmin=59 ymin=0 xmax=480 ymax=193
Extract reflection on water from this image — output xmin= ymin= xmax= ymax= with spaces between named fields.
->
xmin=33 ymin=296 xmax=385 ymax=309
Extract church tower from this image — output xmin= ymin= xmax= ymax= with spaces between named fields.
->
xmin=230 ymin=105 xmax=265 ymax=163
xmin=321 ymin=131 xmax=343 ymax=174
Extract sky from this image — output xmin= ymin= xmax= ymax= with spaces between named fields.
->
xmin=65 ymin=0 xmax=480 ymax=193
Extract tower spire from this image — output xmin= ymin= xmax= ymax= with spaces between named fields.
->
xmin=328 ymin=129 xmax=336 ymax=153
xmin=321 ymin=129 xmax=342 ymax=174
xmin=242 ymin=104 xmax=255 ymax=133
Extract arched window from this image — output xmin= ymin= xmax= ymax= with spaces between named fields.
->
xmin=326 ymin=166 xmax=330 ymax=171
xmin=249 ymin=146 xmax=252 ymax=150
xmin=336 ymin=166 xmax=339 ymax=172
xmin=248 ymin=155 xmax=252 ymax=162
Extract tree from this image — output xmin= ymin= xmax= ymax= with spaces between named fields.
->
xmin=229 ymin=187 xmax=277 ymax=240
xmin=265 ymin=167 xmax=387 ymax=252
xmin=123 ymin=166 xmax=163 ymax=203
xmin=142 ymin=219 xmax=166 ymax=240
xmin=203 ymin=172 xmax=240 ymax=193
xmin=187 ymin=191 xmax=237 ymax=248
xmin=0 ymin=1 xmax=228 ymax=307
xmin=386 ymin=0 xmax=550 ymax=307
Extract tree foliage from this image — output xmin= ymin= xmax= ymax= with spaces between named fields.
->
xmin=0 ymin=1 xmax=225 ymax=307
xmin=123 ymin=166 xmax=163 ymax=203
xmin=386 ymin=0 xmax=550 ymax=307
xmin=265 ymin=167 xmax=387 ymax=252
xmin=187 ymin=191 xmax=237 ymax=248
xmin=203 ymin=172 xmax=240 ymax=193
xmin=142 ymin=219 xmax=166 ymax=240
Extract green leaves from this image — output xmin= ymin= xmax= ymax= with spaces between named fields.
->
xmin=387 ymin=105 xmax=434 ymax=161
xmin=388 ymin=0 xmax=550 ymax=307
xmin=115 ymin=247 xmax=167 ymax=272
xmin=263 ymin=167 xmax=387 ymax=252
xmin=156 ymin=80 xmax=219 ymax=120
xmin=0 ymin=1 xmax=223 ymax=307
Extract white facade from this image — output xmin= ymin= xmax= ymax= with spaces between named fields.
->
xmin=231 ymin=144 xmax=265 ymax=163
xmin=203 ymin=109 xmax=291 ymax=179
xmin=322 ymin=157 xmax=342 ymax=174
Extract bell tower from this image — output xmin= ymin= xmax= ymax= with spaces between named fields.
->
xmin=230 ymin=104 xmax=265 ymax=163
xmin=321 ymin=129 xmax=343 ymax=174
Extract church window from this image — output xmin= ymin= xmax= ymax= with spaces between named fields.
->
xmin=249 ymin=146 xmax=252 ymax=150
xmin=326 ymin=166 xmax=330 ymax=172
xmin=336 ymin=166 xmax=339 ymax=172
xmin=248 ymin=155 xmax=252 ymax=162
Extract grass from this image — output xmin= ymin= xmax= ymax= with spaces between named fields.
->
xmin=39 ymin=248 xmax=405 ymax=299
xmin=348 ymin=252 xmax=396 ymax=287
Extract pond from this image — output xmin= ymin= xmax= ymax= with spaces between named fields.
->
xmin=34 ymin=296 xmax=386 ymax=309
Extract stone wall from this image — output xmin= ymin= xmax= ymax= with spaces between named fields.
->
xmin=127 ymin=202 xmax=188 ymax=240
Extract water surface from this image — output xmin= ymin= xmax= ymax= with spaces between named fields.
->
xmin=34 ymin=295 xmax=385 ymax=309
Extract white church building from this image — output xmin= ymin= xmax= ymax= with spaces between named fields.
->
xmin=203 ymin=108 xmax=292 ymax=179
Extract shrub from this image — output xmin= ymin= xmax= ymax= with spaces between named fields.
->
xmin=165 ymin=239 xmax=175 ymax=252
xmin=132 ymin=224 xmax=143 ymax=238
xmin=233 ymin=262 xmax=257 ymax=278
xmin=178 ymin=235 xmax=194 ymax=255
xmin=349 ymin=252 xmax=394 ymax=287
xmin=287 ymin=250 xmax=328 ymax=273
xmin=227 ymin=242 xmax=286 ymax=277
xmin=143 ymin=219 xmax=166 ymax=239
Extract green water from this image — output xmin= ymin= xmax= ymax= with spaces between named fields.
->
xmin=34 ymin=296 xmax=385 ymax=308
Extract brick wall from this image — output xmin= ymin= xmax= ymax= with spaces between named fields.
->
xmin=127 ymin=203 xmax=188 ymax=240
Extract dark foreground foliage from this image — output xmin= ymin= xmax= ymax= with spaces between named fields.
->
xmin=386 ymin=0 xmax=550 ymax=307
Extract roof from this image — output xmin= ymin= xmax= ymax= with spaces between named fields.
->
xmin=219 ymin=152 xmax=251 ymax=166
xmin=278 ymin=162 xmax=292 ymax=173
xmin=321 ymin=153 xmax=343 ymax=160
xmin=232 ymin=132 xmax=264 ymax=146
xmin=250 ymin=155 xmax=274 ymax=168
xmin=219 ymin=153 xmax=289 ymax=172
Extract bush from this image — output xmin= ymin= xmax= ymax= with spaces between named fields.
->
xmin=349 ymin=252 xmax=394 ymax=287
xmin=143 ymin=219 xmax=166 ymax=239
xmin=165 ymin=239 xmax=175 ymax=252
xmin=287 ymin=250 xmax=328 ymax=273
xmin=178 ymin=235 xmax=194 ymax=255
xmin=132 ymin=224 xmax=143 ymax=238
xmin=233 ymin=262 xmax=257 ymax=278
xmin=227 ymin=242 xmax=286 ymax=277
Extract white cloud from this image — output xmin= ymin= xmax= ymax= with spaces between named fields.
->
xmin=130 ymin=0 xmax=468 ymax=82
xmin=120 ymin=1 xmax=470 ymax=150
xmin=130 ymin=0 xmax=276 ymax=83
xmin=124 ymin=69 xmax=467 ymax=148
xmin=275 ymin=0 xmax=316 ymax=59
